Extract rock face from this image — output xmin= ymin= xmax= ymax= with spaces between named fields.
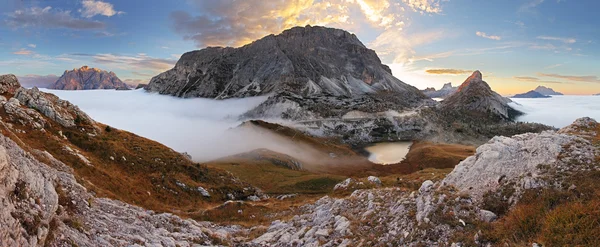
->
xmin=512 ymin=90 xmax=551 ymax=98
xmin=534 ymin=86 xmax=563 ymax=96
xmin=441 ymin=71 xmax=522 ymax=120
xmin=422 ymin=82 xmax=458 ymax=99
xmin=14 ymin=87 xmax=95 ymax=128
xmin=0 ymin=133 xmax=233 ymax=246
xmin=0 ymin=74 xmax=21 ymax=94
xmin=50 ymin=66 xmax=128 ymax=90
xmin=146 ymin=25 xmax=424 ymax=101
xmin=443 ymin=129 xmax=594 ymax=201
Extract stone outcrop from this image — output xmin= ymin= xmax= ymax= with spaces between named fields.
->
xmin=443 ymin=127 xmax=595 ymax=201
xmin=0 ymin=74 xmax=21 ymax=94
xmin=50 ymin=66 xmax=128 ymax=90
xmin=14 ymin=87 xmax=94 ymax=128
xmin=441 ymin=71 xmax=522 ymax=120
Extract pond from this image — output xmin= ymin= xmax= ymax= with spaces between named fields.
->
xmin=364 ymin=142 xmax=413 ymax=165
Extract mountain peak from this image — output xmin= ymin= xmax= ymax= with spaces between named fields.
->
xmin=442 ymin=71 xmax=522 ymax=120
xmin=146 ymin=25 xmax=423 ymax=101
xmin=50 ymin=66 xmax=128 ymax=90
xmin=457 ymin=70 xmax=487 ymax=92
xmin=533 ymin=85 xmax=563 ymax=96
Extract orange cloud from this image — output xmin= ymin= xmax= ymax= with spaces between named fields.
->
xmin=425 ymin=69 xmax=472 ymax=75
xmin=13 ymin=49 xmax=35 ymax=55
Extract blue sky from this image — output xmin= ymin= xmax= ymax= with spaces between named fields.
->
xmin=0 ymin=0 xmax=598 ymax=94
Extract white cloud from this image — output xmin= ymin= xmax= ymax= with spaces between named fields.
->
xmin=476 ymin=31 xmax=501 ymax=40
xmin=402 ymin=0 xmax=443 ymax=14
xmin=519 ymin=0 xmax=545 ymax=12
xmin=5 ymin=6 xmax=105 ymax=30
xmin=13 ymin=49 xmax=35 ymax=55
xmin=80 ymin=0 xmax=124 ymax=18
xmin=537 ymin=36 xmax=576 ymax=44
xmin=369 ymin=29 xmax=446 ymax=65
xmin=27 ymin=44 xmax=37 ymax=48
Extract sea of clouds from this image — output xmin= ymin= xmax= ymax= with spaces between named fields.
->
xmin=42 ymin=89 xmax=274 ymax=162
xmin=510 ymin=96 xmax=600 ymax=128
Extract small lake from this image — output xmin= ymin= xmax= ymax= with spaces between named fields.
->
xmin=365 ymin=142 xmax=412 ymax=165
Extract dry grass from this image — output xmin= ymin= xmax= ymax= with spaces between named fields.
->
xmin=400 ymin=141 xmax=475 ymax=171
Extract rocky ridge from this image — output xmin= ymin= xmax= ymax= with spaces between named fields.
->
xmin=50 ymin=66 xmax=129 ymax=90
xmin=422 ymin=82 xmax=458 ymax=99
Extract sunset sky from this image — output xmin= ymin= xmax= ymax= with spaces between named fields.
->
xmin=1 ymin=0 xmax=598 ymax=95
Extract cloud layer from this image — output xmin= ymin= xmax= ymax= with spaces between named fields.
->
xmin=42 ymin=89 xmax=271 ymax=162
xmin=511 ymin=96 xmax=600 ymax=128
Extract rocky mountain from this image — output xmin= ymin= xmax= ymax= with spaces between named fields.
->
xmin=441 ymin=71 xmax=522 ymax=120
xmin=146 ymin=25 xmax=425 ymax=103
xmin=50 ymin=66 xmax=129 ymax=90
xmin=534 ymin=85 xmax=563 ymax=96
xmin=512 ymin=90 xmax=551 ymax=98
xmin=422 ymin=82 xmax=458 ymax=98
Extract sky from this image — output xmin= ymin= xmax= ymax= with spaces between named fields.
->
xmin=0 ymin=0 xmax=598 ymax=95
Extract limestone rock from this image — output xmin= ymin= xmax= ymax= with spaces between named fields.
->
xmin=0 ymin=74 xmax=21 ymax=94
xmin=14 ymin=87 xmax=95 ymax=128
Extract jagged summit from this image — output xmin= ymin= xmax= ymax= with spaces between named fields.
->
xmin=50 ymin=66 xmax=129 ymax=90
xmin=146 ymin=25 xmax=425 ymax=102
xmin=457 ymin=70 xmax=483 ymax=92
xmin=422 ymin=82 xmax=457 ymax=98
xmin=442 ymin=70 xmax=522 ymax=120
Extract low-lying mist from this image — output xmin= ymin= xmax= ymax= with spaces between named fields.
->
xmin=42 ymin=89 xmax=285 ymax=162
xmin=510 ymin=96 xmax=600 ymax=128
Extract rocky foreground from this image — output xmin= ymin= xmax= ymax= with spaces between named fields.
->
xmin=243 ymin=118 xmax=598 ymax=246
